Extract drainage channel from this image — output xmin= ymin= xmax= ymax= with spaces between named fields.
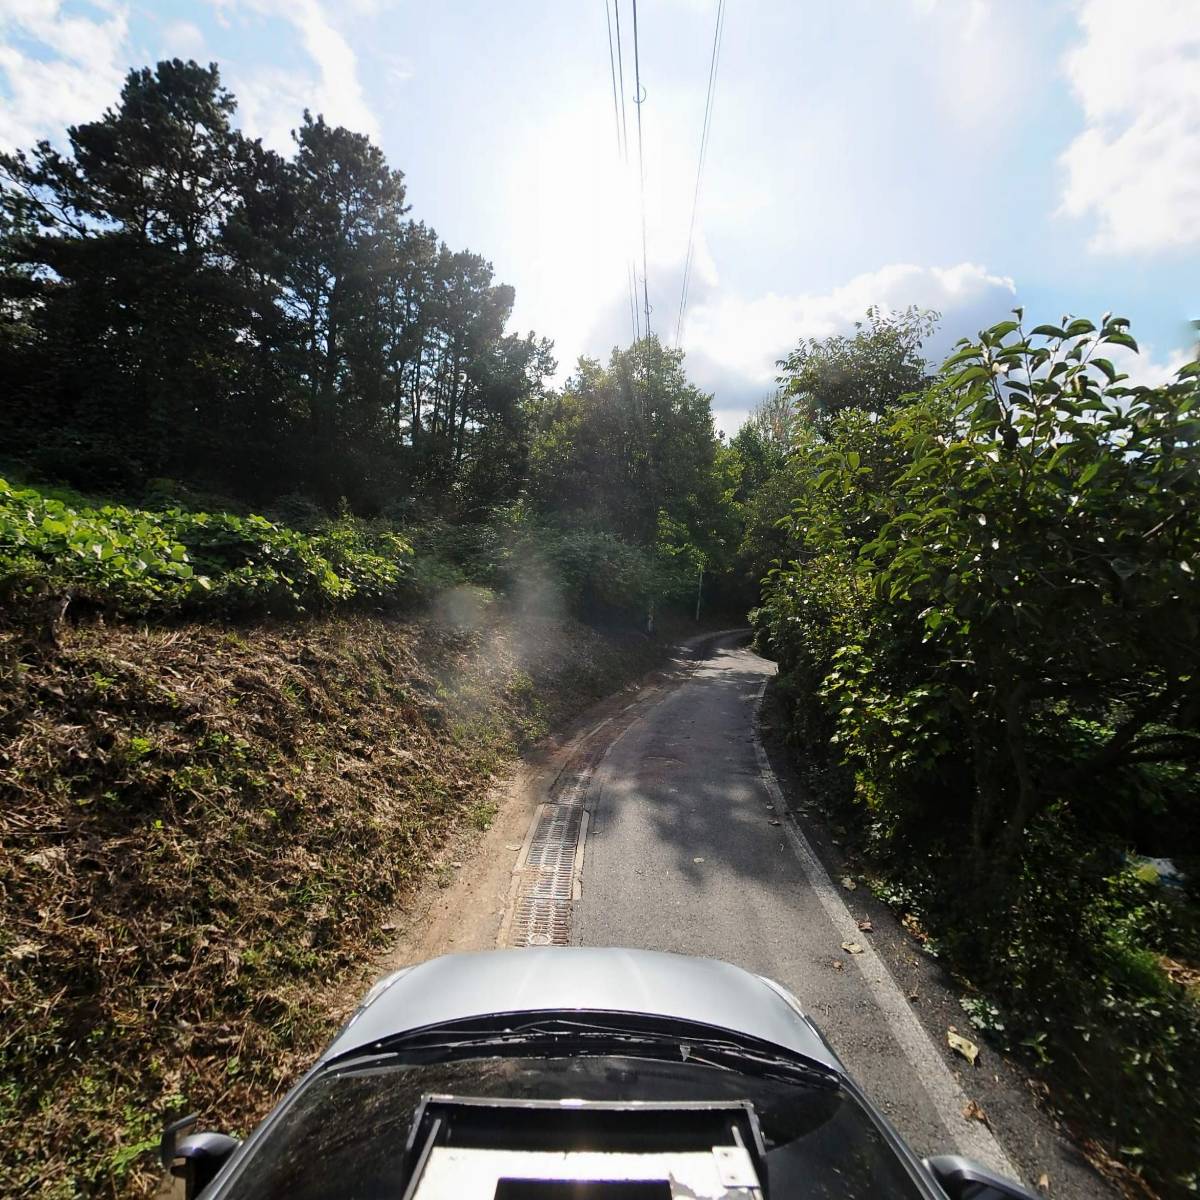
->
xmin=501 ymin=709 xmax=629 ymax=948
xmin=503 ymin=770 xmax=591 ymax=947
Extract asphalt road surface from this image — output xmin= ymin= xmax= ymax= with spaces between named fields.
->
xmin=573 ymin=634 xmax=1115 ymax=1200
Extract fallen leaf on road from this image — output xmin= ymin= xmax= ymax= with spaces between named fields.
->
xmin=857 ymin=918 xmax=873 ymax=932
xmin=962 ymin=1099 xmax=989 ymax=1125
xmin=841 ymin=941 xmax=863 ymax=954
xmin=505 ymin=844 xmax=522 ymax=851
xmin=840 ymin=876 xmax=857 ymax=890
xmin=947 ymin=1028 xmax=980 ymax=1066
xmin=1037 ymin=1173 xmax=1050 ymax=1194
xmin=768 ymin=819 xmax=781 ymax=826
xmin=693 ymin=857 xmax=705 ymax=864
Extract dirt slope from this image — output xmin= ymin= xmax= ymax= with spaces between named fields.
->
xmin=0 ymin=600 xmax=668 ymax=1198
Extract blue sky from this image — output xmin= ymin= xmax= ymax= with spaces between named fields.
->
xmin=2 ymin=0 xmax=1197 ymax=434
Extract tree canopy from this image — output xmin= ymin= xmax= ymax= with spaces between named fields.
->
xmin=776 ymin=304 xmax=937 ymax=430
xmin=0 ymin=61 xmax=552 ymax=513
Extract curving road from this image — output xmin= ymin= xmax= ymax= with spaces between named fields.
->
xmin=570 ymin=635 xmax=1114 ymax=1200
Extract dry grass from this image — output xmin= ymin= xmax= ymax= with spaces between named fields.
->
xmin=0 ymin=602 xmax=666 ymax=1197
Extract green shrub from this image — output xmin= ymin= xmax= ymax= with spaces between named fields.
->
xmin=400 ymin=510 xmax=703 ymax=621
xmin=0 ymin=478 xmax=412 ymax=617
xmin=755 ymin=314 xmax=1200 ymax=1197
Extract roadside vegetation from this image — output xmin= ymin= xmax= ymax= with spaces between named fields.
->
xmin=0 ymin=477 xmax=413 ymax=617
xmin=0 ymin=59 xmax=742 ymax=623
xmin=750 ymin=310 xmax=1200 ymax=1199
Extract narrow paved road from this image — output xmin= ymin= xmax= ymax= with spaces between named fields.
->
xmin=573 ymin=635 xmax=1112 ymax=1200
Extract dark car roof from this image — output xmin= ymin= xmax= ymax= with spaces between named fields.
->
xmin=324 ymin=946 xmax=840 ymax=1070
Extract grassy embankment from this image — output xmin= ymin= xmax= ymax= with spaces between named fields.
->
xmin=0 ymin=477 xmax=670 ymax=1198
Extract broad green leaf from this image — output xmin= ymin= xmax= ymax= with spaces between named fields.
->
xmin=942 ymin=346 xmax=983 ymax=370
xmin=953 ymin=365 xmax=990 ymax=385
xmin=1104 ymin=331 xmax=1140 ymax=352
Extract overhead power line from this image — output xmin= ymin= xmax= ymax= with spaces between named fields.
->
xmin=613 ymin=1 xmax=641 ymax=344
xmin=604 ymin=0 xmax=640 ymax=344
xmin=631 ymin=0 xmax=651 ymax=345
xmin=674 ymin=0 xmax=726 ymax=349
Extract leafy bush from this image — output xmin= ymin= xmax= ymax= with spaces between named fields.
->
xmin=764 ymin=314 xmax=1200 ymax=854
xmin=0 ymin=478 xmax=412 ymax=616
xmin=403 ymin=514 xmax=518 ymax=591
xmin=755 ymin=314 xmax=1200 ymax=1196
xmin=399 ymin=509 xmax=705 ymax=622
xmin=952 ymin=820 xmax=1200 ymax=1193
xmin=0 ymin=477 xmax=703 ymax=628
xmin=520 ymin=528 xmax=654 ymax=613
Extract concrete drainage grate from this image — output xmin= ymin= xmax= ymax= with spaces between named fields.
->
xmin=525 ymin=806 xmax=582 ymax=870
xmin=510 ymin=893 xmax=573 ymax=946
xmin=504 ymin=798 xmax=589 ymax=947
xmin=502 ymin=715 xmax=625 ymax=948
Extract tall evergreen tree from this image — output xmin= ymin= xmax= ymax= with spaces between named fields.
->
xmin=0 ymin=60 xmax=554 ymax=513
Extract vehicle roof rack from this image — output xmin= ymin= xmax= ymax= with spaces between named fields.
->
xmin=399 ymin=1095 xmax=768 ymax=1200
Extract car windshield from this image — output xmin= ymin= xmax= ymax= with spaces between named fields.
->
xmin=218 ymin=1049 xmax=927 ymax=1199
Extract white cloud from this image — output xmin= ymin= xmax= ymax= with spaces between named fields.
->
xmin=0 ymin=0 xmax=129 ymax=152
xmin=0 ymin=1 xmax=375 ymax=157
xmin=161 ymin=19 xmax=205 ymax=59
xmin=377 ymin=49 xmax=413 ymax=86
xmin=680 ymin=261 xmax=1018 ymax=424
xmin=218 ymin=0 xmax=378 ymax=150
xmin=232 ymin=66 xmax=311 ymax=153
xmin=284 ymin=0 xmax=376 ymax=138
xmin=909 ymin=0 xmax=1031 ymax=130
xmin=1108 ymin=339 xmax=1194 ymax=390
xmin=1059 ymin=0 xmax=1200 ymax=253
